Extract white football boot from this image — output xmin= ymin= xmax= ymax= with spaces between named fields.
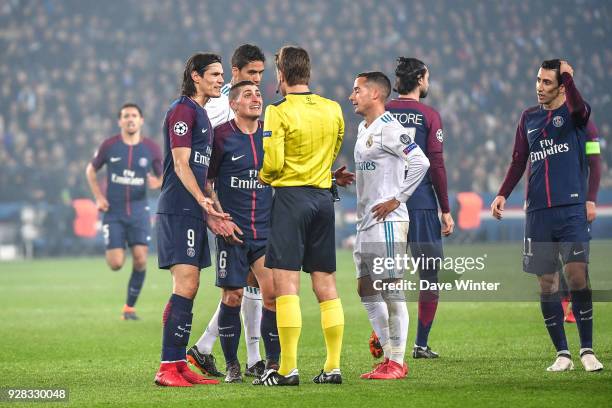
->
xmin=546 ymin=354 xmax=574 ymax=372
xmin=580 ymin=349 xmax=604 ymax=372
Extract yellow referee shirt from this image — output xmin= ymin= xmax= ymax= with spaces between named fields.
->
xmin=260 ymin=92 xmax=344 ymax=188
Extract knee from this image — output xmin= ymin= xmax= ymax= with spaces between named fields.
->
xmin=262 ymin=294 xmax=276 ymax=311
xmin=108 ymin=259 xmax=123 ymax=271
xmin=567 ymin=274 xmax=587 ymax=290
xmin=175 ymin=279 xmax=199 ymax=299
xmin=313 ymin=285 xmax=337 ymax=303
xmin=133 ymin=256 xmax=147 ymax=271
xmin=357 ymin=277 xmax=376 ymax=298
xmin=539 ymin=278 xmax=557 ymax=295
xmin=222 ymin=289 xmax=243 ymax=307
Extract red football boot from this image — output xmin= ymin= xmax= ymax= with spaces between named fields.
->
xmin=155 ymin=362 xmax=193 ymax=387
xmin=369 ymin=360 xmax=406 ymax=380
xmin=369 ymin=331 xmax=384 ymax=358
xmin=360 ymin=358 xmax=388 ymax=379
xmin=176 ymin=361 xmax=220 ymax=385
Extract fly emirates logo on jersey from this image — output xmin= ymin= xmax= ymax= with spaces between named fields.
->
xmin=356 ymin=161 xmax=377 ymax=171
xmin=230 ymin=169 xmax=268 ymax=189
xmin=529 ymin=138 xmax=570 ymax=163
xmin=111 ymin=169 xmax=145 ymax=186
xmin=193 ymin=146 xmax=212 ymax=167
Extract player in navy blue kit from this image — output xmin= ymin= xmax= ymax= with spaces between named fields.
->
xmin=154 ymin=53 xmax=235 ymax=387
xmin=86 ymin=103 xmax=162 ymax=321
xmin=386 ymin=58 xmax=455 ymax=359
xmin=491 ymin=60 xmax=603 ymax=372
xmin=188 ymin=45 xmax=268 ymax=379
xmin=204 ymin=81 xmax=278 ymax=383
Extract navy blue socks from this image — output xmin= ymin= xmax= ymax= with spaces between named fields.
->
xmin=161 ymin=294 xmax=193 ymax=362
xmin=570 ymin=288 xmax=593 ymax=349
xmin=219 ymin=303 xmax=242 ymax=365
xmin=261 ymin=307 xmax=280 ymax=362
xmin=540 ymin=292 xmax=568 ymax=353
xmin=126 ymin=268 xmax=146 ymax=307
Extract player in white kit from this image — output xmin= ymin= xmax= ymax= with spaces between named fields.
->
xmin=349 ymin=72 xmax=429 ymax=380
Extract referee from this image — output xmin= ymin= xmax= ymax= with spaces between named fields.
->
xmin=257 ymin=46 xmax=354 ymax=386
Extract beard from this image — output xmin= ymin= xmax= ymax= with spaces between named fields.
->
xmin=420 ymin=87 xmax=428 ymax=99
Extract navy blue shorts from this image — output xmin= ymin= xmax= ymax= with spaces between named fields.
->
xmin=408 ymin=209 xmax=443 ymax=277
xmin=157 ymin=214 xmax=211 ymax=270
xmin=102 ymin=213 xmax=151 ymax=250
xmin=215 ymin=237 xmax=267 ymax=288
xmin=523 ymin=204 xmax=590 ymax=275
xmin=265 ymin=186 xmax=336 ymax=273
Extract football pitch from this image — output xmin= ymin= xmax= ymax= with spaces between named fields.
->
xmin=1 ymin=242 xmax=611 ymax=407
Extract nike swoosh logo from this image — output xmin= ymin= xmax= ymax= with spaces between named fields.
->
xmin=219 ymin=326 xmax=233 ymax=330
xmin=527 ymin=128 xmax=539 ymax=134
xmin=544 ymin=315 xmax=556 ymax=322
xmin=573 ymin=250 xmax=585 ymax=255
xmin=231 ymin=155 xmax=245 ymax=161
xmin=110 ymin=157 xmax=121 ymax=162
xmin=268 ymin=332 xmax=279 ymax=337
xmin=202 ymin=128 xmax=208 ymax=133
xmin=579 ymin=309 xmax=592 ymax=315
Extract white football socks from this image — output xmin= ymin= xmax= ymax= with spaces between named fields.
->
xmin=195 ymin=301 xmax=221 ymax=354
xmin=385 ymin=296 xmax=408 ymax=365
xmin=362 ymin=295 xmax=391 ymax=359
xmin=242 ymin=286 xmax=263 ymax=367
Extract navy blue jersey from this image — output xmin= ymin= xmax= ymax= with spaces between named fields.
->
xmin=386 ymin=98 xmax=449 ymax=212
xmin=519 ymin=104 xmax=596 ymax=212
xmin=91 ymin=135 xmax=162 ymax=217
xmin=208 ymin=120 xmax=272 ymax=239
xmin=157 ymin=96 xmax=214 ymax=220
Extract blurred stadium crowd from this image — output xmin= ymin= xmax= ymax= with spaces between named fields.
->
xmin=1 ymin=0 xmax=610 ymax=205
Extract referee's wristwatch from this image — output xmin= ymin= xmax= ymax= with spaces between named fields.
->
xmin=330 ymin=178 xmax=340 ymax=202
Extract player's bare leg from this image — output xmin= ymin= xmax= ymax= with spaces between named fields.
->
xmin=155 ymin=264 xmax=219 ymax=387
xmin=251 ymin=257 xmax=279 ymax=372
xmin=564 ymin=262 xmax=603 ymax=371
xmin=105 ymin=248 xmax=125 ymax=271
xmin=121 ymin=245 xmax=147 ymax=320
xmin=311 ymin=271 xmax=344 ymax=384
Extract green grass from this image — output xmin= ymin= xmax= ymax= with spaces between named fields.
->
xmin=1 ymin=242 xmax=611 ymax=407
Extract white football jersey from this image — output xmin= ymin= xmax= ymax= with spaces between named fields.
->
xmin=354 ymin=111 xmax=430 ymax=231
xmin=205 ymin=83 xmax=235 ymax=128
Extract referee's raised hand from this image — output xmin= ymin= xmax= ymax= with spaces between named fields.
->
xmin=334 ymin=166 xmax=355 ymax=187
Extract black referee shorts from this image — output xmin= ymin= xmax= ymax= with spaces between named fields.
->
xmin=265 ymin=186 xmax=336 ymax=273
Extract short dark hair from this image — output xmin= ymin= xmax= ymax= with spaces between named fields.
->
xmin=118 ymin=103 xmax=143 ymax=118
xmin=540 ymin=59 xmax=562 ymax=85
xmin=181 ymin=52 xmax=222 ymax=97
xmin=275 ymin=46 xmax=310 ymax=86
xmin=228 ymin=80 xmax=257 ymax=101
xmin=357 ymin=71 xmax=391 ymax=100
xmin=231 ymin=44 xmax=265 ymax=70
xmin=395 ymin=57 xmax=427 ymax=94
